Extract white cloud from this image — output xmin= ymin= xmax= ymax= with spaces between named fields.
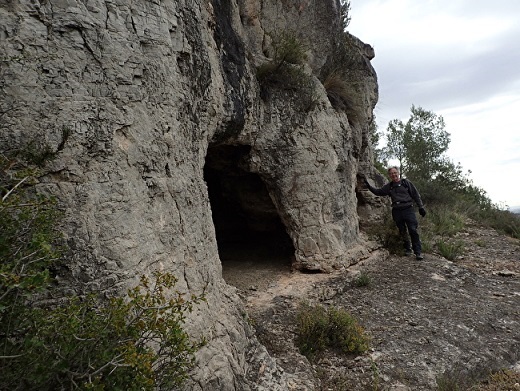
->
xmin=440 ymin=95 xmax=520 ymax=206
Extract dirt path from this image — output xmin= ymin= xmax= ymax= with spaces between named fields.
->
xmin=223 ymin=223 xmax=520 ymax=390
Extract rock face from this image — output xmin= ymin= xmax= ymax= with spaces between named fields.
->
xmin=0 ymin=0 xmax=378 ymax=389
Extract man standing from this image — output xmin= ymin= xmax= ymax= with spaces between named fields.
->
xmin=363 ymin=167 xmax=426 ymax=260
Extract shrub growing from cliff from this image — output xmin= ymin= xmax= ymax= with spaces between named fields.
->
xmin=0 ymin=155 xmax=204 ymax=390
xmin=322 ymin=70 xmax=363 ymax=125
xmin=323 ymin=72 xmax=352 ymax=109
xmin=256 ymin=31 xmax=307 ymax=85
xmin=319 ymin=28 xmax=365 ymax=125
xmin=256 ymin=31 xmax=318 ymax=110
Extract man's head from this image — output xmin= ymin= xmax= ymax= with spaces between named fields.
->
xmin=387 ymin=166 xmax=400 ymax=183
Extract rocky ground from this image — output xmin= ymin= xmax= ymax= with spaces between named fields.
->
xmin=222 ymin=221 xmax=520 ymax=390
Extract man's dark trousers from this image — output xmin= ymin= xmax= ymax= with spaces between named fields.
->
xmin=392 ymin=206 xmax=421 ymax=255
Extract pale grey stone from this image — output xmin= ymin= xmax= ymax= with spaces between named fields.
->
xmin=0 ymin=0 xmax=378 ymax=389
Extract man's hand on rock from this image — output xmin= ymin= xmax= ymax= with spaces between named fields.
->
xmin=419 ymin=208 xmax=426 ymax=217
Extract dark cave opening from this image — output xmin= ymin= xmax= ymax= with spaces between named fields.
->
xmin=204 ymin=145 xmax=294 ymax=286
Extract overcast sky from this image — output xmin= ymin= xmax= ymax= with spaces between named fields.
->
xmin=347 ymin=0 xmax=520 ymax=208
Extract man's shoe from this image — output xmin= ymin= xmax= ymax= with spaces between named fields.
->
xmin=405 ymin=250 xmax=413 ymax=256
xmin=415 ymin=254 xmax=424 ymax=260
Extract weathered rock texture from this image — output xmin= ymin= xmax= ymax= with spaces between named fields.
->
xmin=0 ymin=0 xmax=378 ymax=389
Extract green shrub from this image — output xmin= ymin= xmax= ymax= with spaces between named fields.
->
xmin=436 ymin=239 xmax=464 ymax=261
xmin=319 ymin=31 xmax=364 ymax=124
xmin=0 ymin=157 xmax=61 ymax=314
xmin=353 ymin=271 xmax=371 ymax=287
xmin=296 ymin=302 xmax=369 ymax=359
xmin=1 ymin=155 xmax=204 ymax=390
xmin=436 ymin=368 xmax=520 ymax=391
xmin=256 ymin=31 xmax=307 ymax=86
xmin=256 ymin=31 xmax=318 ymax=110
xmin=472 ymin=369 xmax=520 ymax=390
xmin=474 ymin=239 xmax=487 ymax=247
xmin=420 ymin=231 xmax=435 ymax=254
xmin=413 ymin=176 xmax=520 ymax=239
xmin=428 ymin=207 xmax=466 ymax=237
xmin=2 ymin=272 xmax=205 ymax=390
xmin=471 ymin=207 xmax=520 ymax=239
xmin=270 ymin=31 xmax=308 ymax=66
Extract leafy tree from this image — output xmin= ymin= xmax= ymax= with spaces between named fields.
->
xmin=404 ymin=106 xmax=449 ymax=180
xmin=383 ymin=105 xmax=449 ymax=181
xmin=383 ymin=118 xmax=407 ymax=171
xmin=340 ymin=0 xmax=352 ymax=30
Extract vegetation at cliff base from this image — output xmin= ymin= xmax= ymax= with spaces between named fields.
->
xmin=369 ymin=105 xmax=520 ymax=257
xmin=0 ymin=155 xmax=204 ymax=390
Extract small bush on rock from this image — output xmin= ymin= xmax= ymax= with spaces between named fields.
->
xmin=353 ymin=271 xmax=371 ymax=287
xmin=296 ymin=302 xmax=369 ymax=359
xmin=256 ymin=31 xmax=307 ymax=86
xmin=256 ymin=31 xmax=318 ymax=110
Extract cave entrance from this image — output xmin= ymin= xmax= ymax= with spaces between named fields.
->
xmin=204 ymin=144 xmax=294 ymax=290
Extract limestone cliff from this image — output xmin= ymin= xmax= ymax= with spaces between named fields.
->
xmin=0 ymin=0 xmax=378 ymax=389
